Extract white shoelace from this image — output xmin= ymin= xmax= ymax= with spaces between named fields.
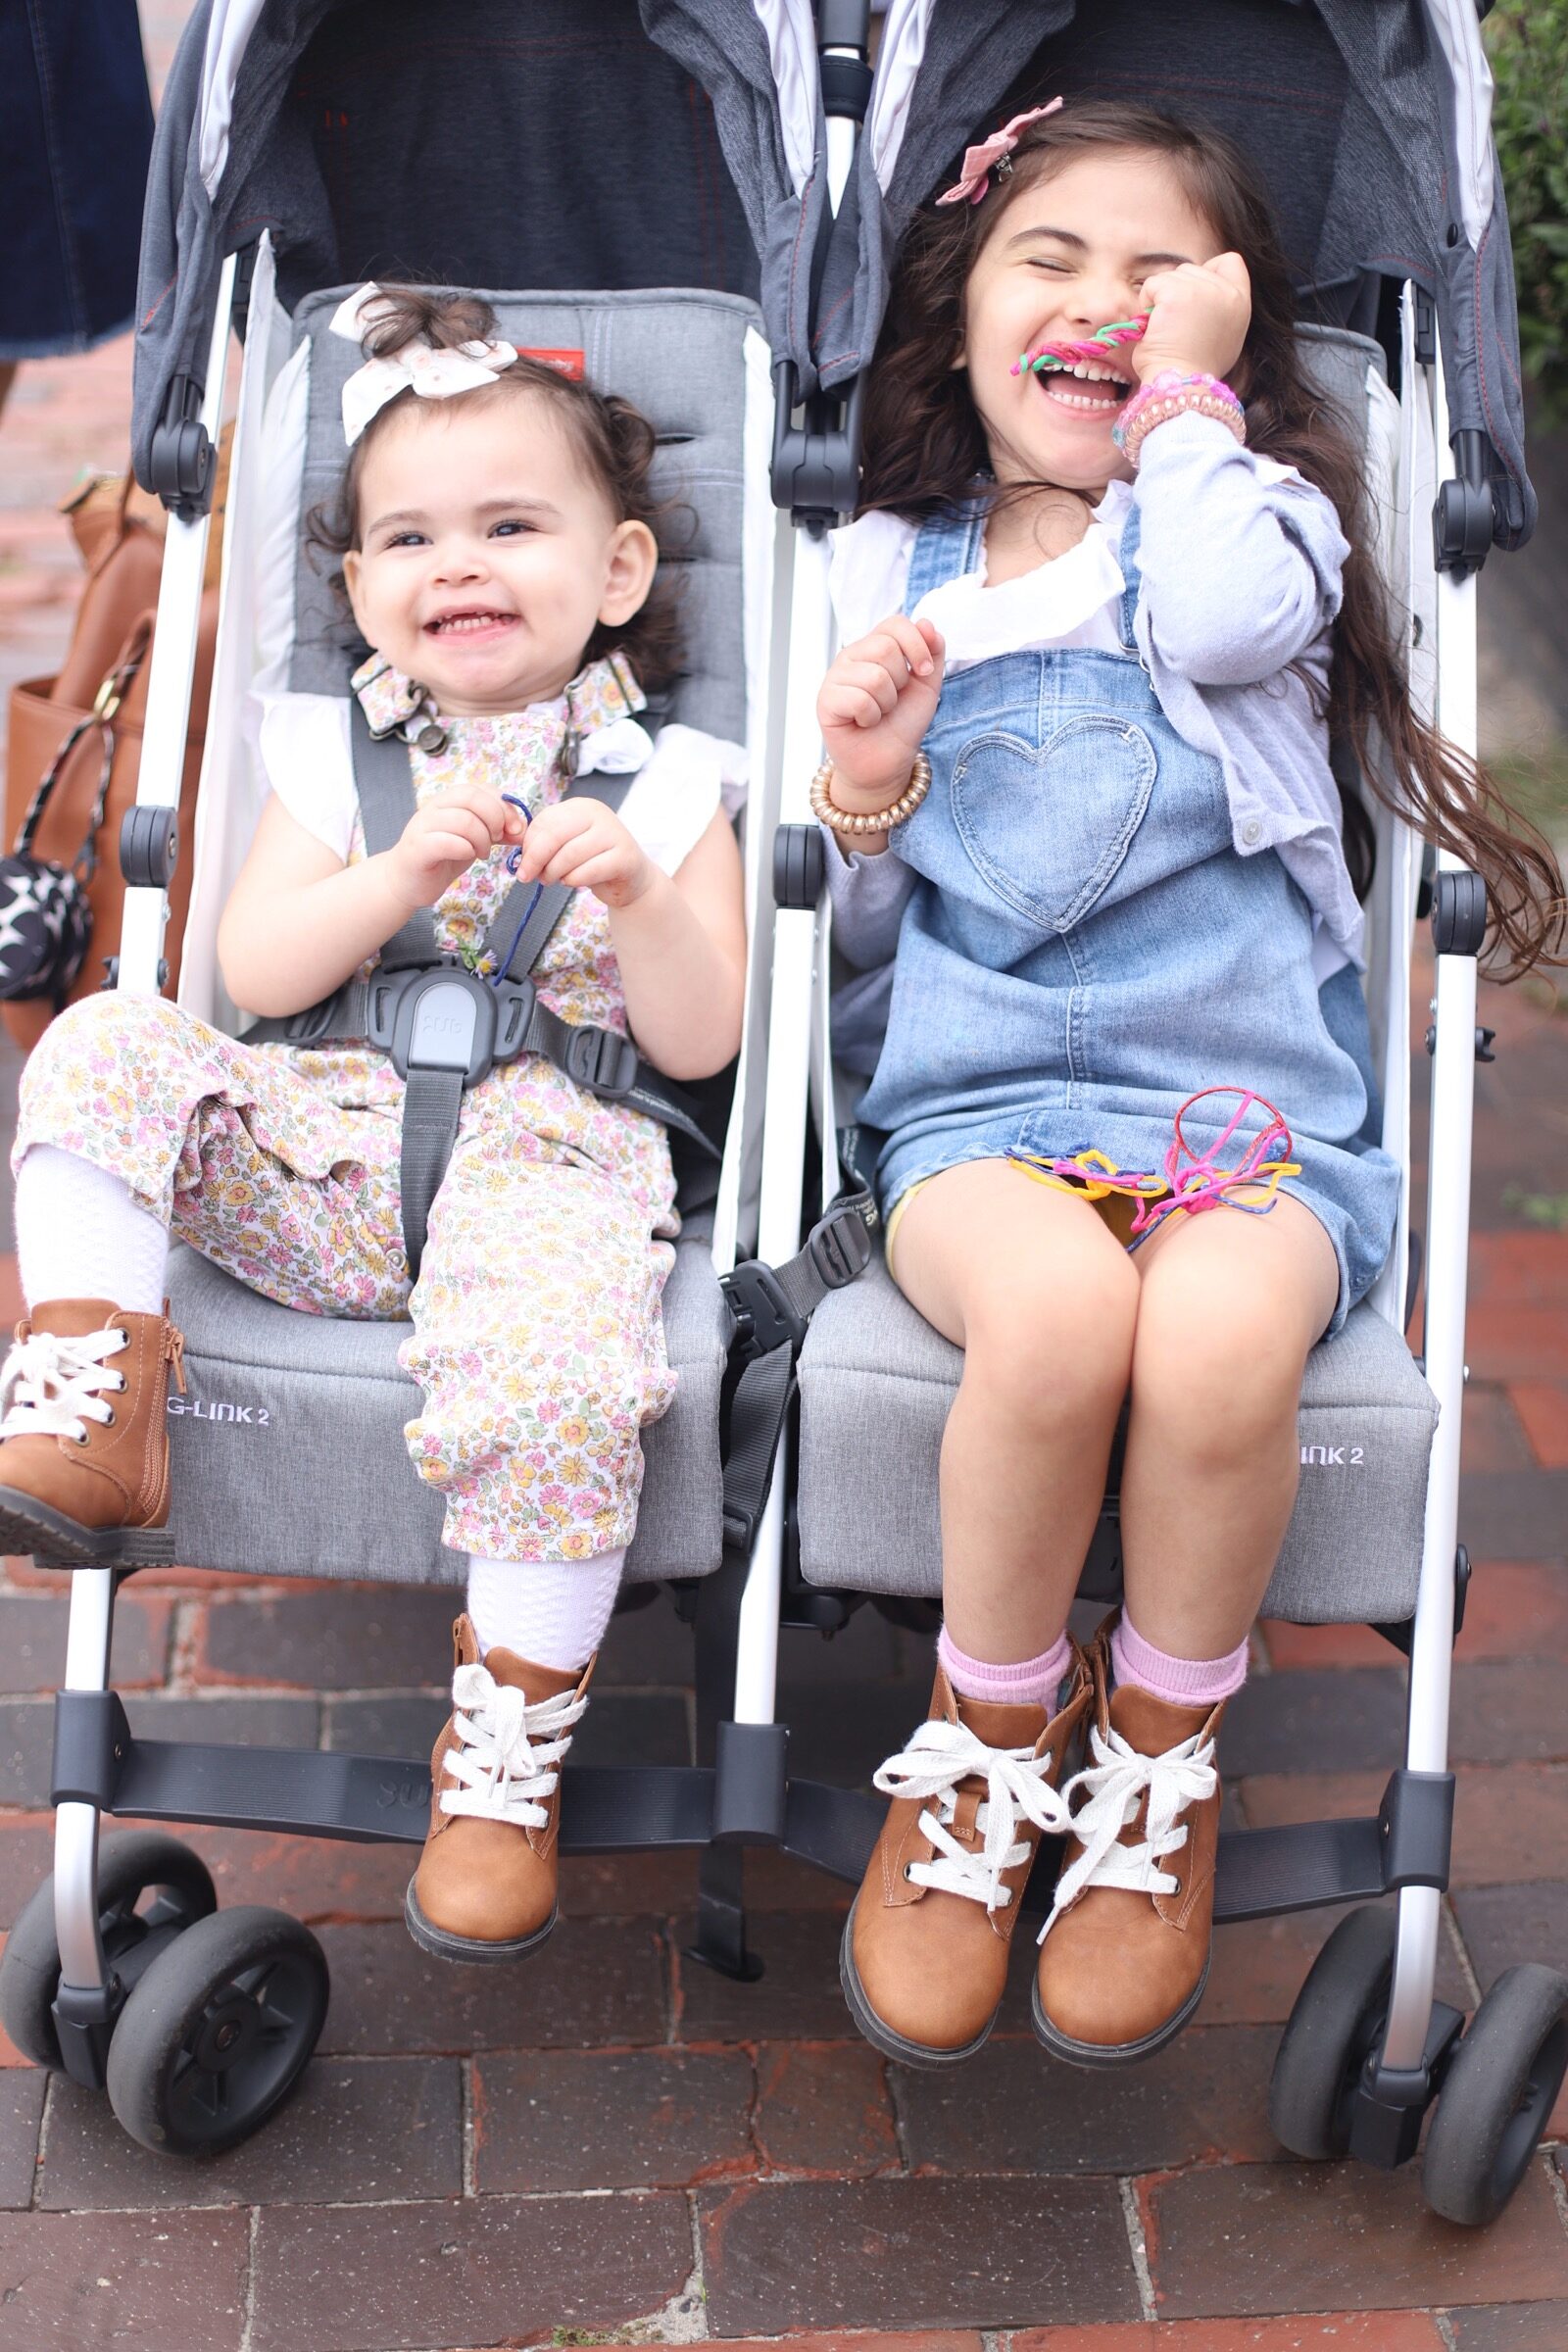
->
xmin=1039 ymin=1719 xmax=1218 ymax=1944
xmin=0 ymin=1327 xmax=128 ymax=1445
xmin=873 ymin=1716 xmax=1073 ymax=1913
xmin=438 ymin=1660 xmax=587 ymax=1829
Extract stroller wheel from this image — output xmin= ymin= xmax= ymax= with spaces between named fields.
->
xmin=105 ymin=1905 xmax=329 ymax=2157
xmin=1267 ymin=1904 xmax=1396 ymax=2160
xmin=1422 ymin=1964 xmax=1568 ymax=2227
xmin=0 ymin=1831 xmax=217 ymax=2073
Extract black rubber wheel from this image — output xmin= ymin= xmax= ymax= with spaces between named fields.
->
xmin=105 ymin=1904 xmax=328 ymax=2156
xmin=0 ymin=1832 xmax=217 ymax=2072
xmin=1267 ymin=1905 xmax=1396 ymax=2160
xmin=1423 ymin=1964 xmax=1568 ymax=2227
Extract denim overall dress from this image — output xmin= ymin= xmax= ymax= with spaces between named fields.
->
xmin=857 ymin=500 xmax=1400 ymax=1333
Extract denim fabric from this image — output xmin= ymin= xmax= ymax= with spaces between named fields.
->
xmin=860 ymin=502 xmax=1399 ymax=1333
xmin=0 ymin=1 xmax=153 ymax=359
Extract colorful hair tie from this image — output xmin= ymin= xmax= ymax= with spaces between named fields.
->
xmin=1011 ymin=314 xmax=1149 ymax=378
xmin=1007 ymin=1088 xmax=1300 ymax=1237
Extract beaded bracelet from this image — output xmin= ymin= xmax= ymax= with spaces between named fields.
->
xmin=1112 ymin=369 xmax=1246 ymax=465
xmin=809 ymin=753 xmax=932 ymax=838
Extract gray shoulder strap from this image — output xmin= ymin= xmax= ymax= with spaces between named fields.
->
xmin=351 ymin=697 xmax=436 ymax=972
xmin=485 ymin=770 xmax=636 ymax=983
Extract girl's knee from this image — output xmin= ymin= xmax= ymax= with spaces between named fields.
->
xmin=20 ymin=993 xmax=188 ymax=1106
xmin=1132 ymin=1281 xmax=1309 ymax=1456
xmin=964 ymin=1248 xmax=1139 ymax=1405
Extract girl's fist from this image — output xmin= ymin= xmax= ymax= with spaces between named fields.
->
xmin=1133 ymin=251 xmax=1250 ymax=387
xmin=817 ymin=614 xmax=945 ymax=802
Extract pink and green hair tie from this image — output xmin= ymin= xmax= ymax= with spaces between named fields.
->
xmin=1011 ymin=313 xmax=1150 ymax=378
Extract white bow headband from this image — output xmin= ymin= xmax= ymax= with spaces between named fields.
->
xmin=328 ymin=283 xmax=519 ymax=447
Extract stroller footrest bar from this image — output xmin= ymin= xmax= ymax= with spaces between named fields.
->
xmin=711 ymin=1721 xmax=788 ymax=1843
xmin=99 ymin=1740 xmax=717 ymax=1851
xmin=1213 ymin=1819 xmax=1387 ymax=1921
xmin=779 ymin=1777 xmax=884 ymax=1885
xmin=110 ymin=1739 xmax=438 ymax=1843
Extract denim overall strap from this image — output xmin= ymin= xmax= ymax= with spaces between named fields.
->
xmin=903 ymin=502 xmax=987 ymax=613
xmin=1114 ymin=499 xmax=1143 ymax=652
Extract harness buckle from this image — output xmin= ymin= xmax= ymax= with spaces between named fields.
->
xmin=564 ymin=1022 xmax=639 ymax=1100
xmin=808 ymin=1199 xmax=873 ymax=1290
xmin=370 ymin=962 xmax=537 ymax=1089
xmin=721 ymin=1260 xmax=808 ymax=1363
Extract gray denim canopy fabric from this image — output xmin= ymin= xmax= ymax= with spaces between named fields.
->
xmin=132 ymin=0 xmax=825 ymax=482
xmin=814 ymin=0 xmax=1535 ymax=547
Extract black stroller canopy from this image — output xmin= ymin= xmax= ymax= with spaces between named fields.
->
xmin=132 ymin=0 xmax=834 ymax=486
xmin=822 ymin=0 xmax=1533 ymax=547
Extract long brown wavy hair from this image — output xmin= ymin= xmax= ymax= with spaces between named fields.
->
xmin=860 ymin=101 xmax=1564 ymax=977
xmin=308 ymin=287 xmax=686 ymax=696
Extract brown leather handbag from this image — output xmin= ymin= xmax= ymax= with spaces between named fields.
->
xmin=2 ymin=456 xmax=225 ymax=1051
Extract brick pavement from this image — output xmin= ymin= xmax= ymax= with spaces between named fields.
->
xmin=0 ymin=5 xmax=1565 ymax=2346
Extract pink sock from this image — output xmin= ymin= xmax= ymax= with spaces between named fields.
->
xmin=938 ymin=1624 xmax=1073 ymax=1710
xmin=1111 ymin=1614 xmax=1249 ymax=1707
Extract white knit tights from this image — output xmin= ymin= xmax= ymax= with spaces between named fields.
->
xmin=465 ymin=1549 xmax=626 ymax=1670
xmin=15 ymin=1146 xmax=170 ymax=1315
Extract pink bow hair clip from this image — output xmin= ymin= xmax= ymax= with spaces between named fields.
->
xmin=937 ymin=98 xmax=1063 ymax=207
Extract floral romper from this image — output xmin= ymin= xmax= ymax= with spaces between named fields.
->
xmin=14 ymin=652 xmax=685 ymax=1562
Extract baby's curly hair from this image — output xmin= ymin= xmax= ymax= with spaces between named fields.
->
xmin=308 ymin=287 xmax=686 ymax=695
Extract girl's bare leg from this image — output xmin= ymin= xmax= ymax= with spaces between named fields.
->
xmin=888 ymin=1159 xmax=1139 ymax=1661
xmin=1118 ymin=1192 xmax=1340 ymax=1657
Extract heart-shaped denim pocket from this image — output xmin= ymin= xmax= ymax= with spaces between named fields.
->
xmin=951 ymin=715 xmax=1156 ymax=933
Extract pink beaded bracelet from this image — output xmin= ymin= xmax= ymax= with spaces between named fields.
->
xmin=1112 ymin=368 xmax=1246 ymax=465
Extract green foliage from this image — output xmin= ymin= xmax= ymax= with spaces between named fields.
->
xmin=1486 ymin=2 xmax=1568 ymax=421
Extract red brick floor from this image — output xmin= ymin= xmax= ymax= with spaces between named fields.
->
xmin=0 ymin=9 xmax=1565 ymax=2346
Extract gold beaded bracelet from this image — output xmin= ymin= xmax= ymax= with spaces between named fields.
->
xmin=808 ymin=752 xmax=932 ymax=838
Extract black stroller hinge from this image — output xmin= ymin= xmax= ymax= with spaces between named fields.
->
xmin=817 ymin=0 xmax=871 ymax=121
xmin=1378 ymin=1767 xmax=1455 ymax=1891
xmin=1433 ymin=430 xmax=1494 ymax=577
xmin=53 ymin=1976 xmax=123 ymax=2092
xmin=1430 ymin=866 xmax=1487 ymax=956
xmin=1351 ymin=2001 xmax=1466 ymax=2169
xmin=149 ymin=375 xmax=217 ymax=521
xmin=772 ymin=361 xmax=863 ymax=529
xmin=52 ymin=1690 xmax=131 ymax=1810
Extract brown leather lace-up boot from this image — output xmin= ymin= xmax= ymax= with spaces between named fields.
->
xmin=406 ymin=1613 xmax=592 ymax=1965
xmin=840 ymin=1643 xmax=1095 ymax=2066
xmin=1033 ymin=1635 xmax=1224 ymax=2067
xmin=0 ymin=1299 xmax=184 ymax=1565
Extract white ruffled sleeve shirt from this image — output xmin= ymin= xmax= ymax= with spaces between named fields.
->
xmin=248 ymin=696 xmax=747 ymax=879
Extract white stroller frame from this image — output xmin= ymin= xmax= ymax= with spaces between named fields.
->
xmin=9 ymin=0 xmax=1566 ymax=2223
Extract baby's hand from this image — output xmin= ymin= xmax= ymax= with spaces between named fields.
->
xmin=386 ymin=780 xmax=525 ymax=909
xmin=509 ymin=797 xmax=655 ymax=910
xmin=1133 ymin=252 xmax=1250 ymax=387
xmin=817 ymin=615 xmax=945 ymax=802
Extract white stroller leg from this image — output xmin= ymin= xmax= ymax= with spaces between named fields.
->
xmin=53 ymin=1570 xmax=118 ymax=1992
xmin=118 ymin=254 xmax=235 ymax=1002
xmin=1378 ymin=349 xmax=1480 ymax=2083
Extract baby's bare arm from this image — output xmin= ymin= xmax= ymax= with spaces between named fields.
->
xmin=217 ymin=794 xmax=422 ymax=1017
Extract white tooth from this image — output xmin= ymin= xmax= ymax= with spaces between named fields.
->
xmin=1072 ymin=361 xmax=1089 ymax=379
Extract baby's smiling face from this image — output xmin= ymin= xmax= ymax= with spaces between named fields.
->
xmin=343 ymin=391 xmax=656 ymax=716
xmin=958 ymin=147 xmax=1223 ymax=496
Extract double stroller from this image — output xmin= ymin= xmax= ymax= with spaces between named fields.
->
xmin=3 ymin=0 xmax=1563 ymax=2231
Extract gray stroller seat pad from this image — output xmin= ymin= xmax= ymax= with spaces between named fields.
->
xmin=796 ymin=1252 xmax=1438 ymax=1628
xmin=164 ymin=1238 xmax=728 ymax=1586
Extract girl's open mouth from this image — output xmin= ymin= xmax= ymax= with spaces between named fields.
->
xmin=1034 ymin=363 xmax=1132 ymax=416
xmin=424 ymin=609 xmax=518 ymax=639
